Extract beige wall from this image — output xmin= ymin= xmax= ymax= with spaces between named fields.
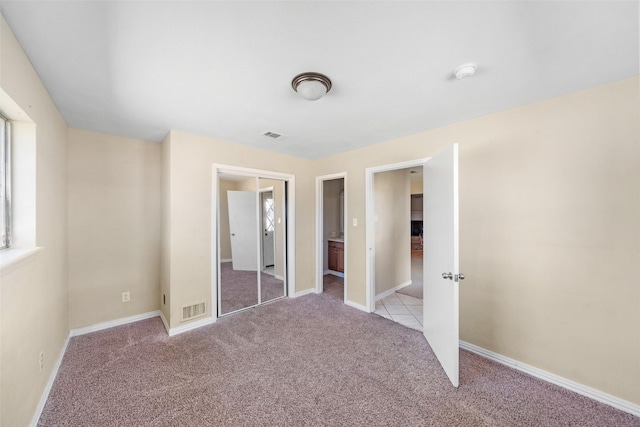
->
xmin=0 ymin=16 xmax=69 ymax=426
xmin=218 ymin=179 xmax=239 ymax=261
xmin=67 ymin=129 xmax=161 ymax=328
xmin=163 ymin=131 xmax=314 ymax=328
xmin=374 ymin=169 xmax=411 ymax=295
xmin=313 ymin=77 xmax=640 ymax=404
xmin=410 ymin=175 xmax=423 ymax=195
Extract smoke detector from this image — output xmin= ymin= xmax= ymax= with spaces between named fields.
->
xmin=454 ymin=63 xmax=477 ymax=79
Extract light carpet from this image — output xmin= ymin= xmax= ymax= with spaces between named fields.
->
xmin=220 ymin=261 xmax=285 ymax=315
xmin=38 ymin=290 xmax=638 ymax=426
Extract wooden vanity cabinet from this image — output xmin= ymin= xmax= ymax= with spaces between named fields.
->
xmin=328 ymin=241 xmax=344 ymax=273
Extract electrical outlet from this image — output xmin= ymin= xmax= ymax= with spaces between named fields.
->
xmin=39 ymin=351 xmax=44 ymax=372
xmin=122 ymin=291 xmax=130 ymax=302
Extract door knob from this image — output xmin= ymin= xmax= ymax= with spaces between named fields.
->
xmin=442 ymin=272 xmax=453 ymax=280
xmin=458 ymin=273 xmax=465 ymax=280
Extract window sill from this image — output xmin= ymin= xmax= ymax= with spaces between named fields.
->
xmin=0 ymin=247 xmax=43 ymax=276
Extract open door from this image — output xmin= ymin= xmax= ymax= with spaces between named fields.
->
xmin=227 ymin=190 xmax=258 ymax=271
xmin=423 ymin=144 xmax=461 ymax=387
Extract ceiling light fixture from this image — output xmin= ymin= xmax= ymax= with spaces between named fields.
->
xmin=454 ymin=63 xmax=477 ymax=79
xmin=292 ymin=72 xmax=332 ymax=101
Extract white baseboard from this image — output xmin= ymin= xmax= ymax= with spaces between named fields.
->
xmin=275 ymin=274 xmax=284 ymax=280
xmin=30 ymin=334 xmax=70 ymax=427
xmin=167 ymin=316 xmax=216 ymax=337
xmin=69 ymin=311 xmax=161 ymax=337
xmin=324 ymin=269 xmax=344 ymax=278
xmin=220 ymin=258 xmax=232 ymax=263
xmin=159 ymin=311 xmax=170 ymax=335
xmin=345 ymin=299 xmax=369 ymax=313
xmin=375 ymin=280 xmax=412 ymax=301
xmin=459 ymin=340 xmax=640 ymax=417
xmin=293 ymin=288 xmax=316 ymax=298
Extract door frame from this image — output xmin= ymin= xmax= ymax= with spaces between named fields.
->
xmin=212 ymin=164 xmax=296 ymax=318
xmin=365 ymin=158 xmax=429 ymax=312
xmin=315 ymin=172 xmax=347 ymax=301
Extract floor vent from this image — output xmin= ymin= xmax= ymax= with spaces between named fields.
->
xmin=182 ymin=302 xmax=206 ymax=322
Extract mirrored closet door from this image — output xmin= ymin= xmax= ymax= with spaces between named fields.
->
xmin=218 ymin=173 xmax=287 ymax=316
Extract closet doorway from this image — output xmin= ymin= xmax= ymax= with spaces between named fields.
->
xmin=214 ymin=165 xmax=295 ymax=317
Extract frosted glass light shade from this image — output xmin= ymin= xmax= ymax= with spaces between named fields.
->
xmin=296 ymin=80 xmax=327 ymax=101
xmin=291 ymin=72 xmax=332 ymax=101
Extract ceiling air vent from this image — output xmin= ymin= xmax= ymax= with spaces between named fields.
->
xmin=263 ymin=131 xmax=285 ymax=139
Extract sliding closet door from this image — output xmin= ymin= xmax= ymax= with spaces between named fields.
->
xmin=258 ymin=178 xmax=286 ymax=304
xmin=219 ymin=175 xmax=259 ymax=315
xmin=218 ymin=173 xmax=288 ymax=316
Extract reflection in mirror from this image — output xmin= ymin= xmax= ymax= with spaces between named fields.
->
xmin=219 ymin=175 xmax=259 ymax=315
xmin=258 ymin=178 xmax=286 ymax=303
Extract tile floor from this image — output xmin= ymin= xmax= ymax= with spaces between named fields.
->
xmin=323 ymin=273 xmax=423 ymax=332
xmin=374 ymin=293 xmax=423 ymax=331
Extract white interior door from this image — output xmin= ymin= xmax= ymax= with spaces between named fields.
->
xmin=261 ymin=191 xmax=275 ymax=268
xmin=423 ymin=144 xmax=460 ymax=387
xmin=228 ymin=190 xmax=258 ymax=271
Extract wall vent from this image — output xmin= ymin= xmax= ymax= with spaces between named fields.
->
xmin=181 ymin=302 xmax=206 ymax=322
xmin=263 ymin=131 xmax=285 ymax=139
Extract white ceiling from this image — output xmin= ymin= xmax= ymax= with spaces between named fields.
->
xmin=1 ymin=1 xmax=638 ymax=159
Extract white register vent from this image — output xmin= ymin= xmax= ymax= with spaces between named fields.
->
xmin=181 ymin=302 xmax=206 ymax=321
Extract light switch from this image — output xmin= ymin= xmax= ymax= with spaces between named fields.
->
xmin=352 ymin=218 xmax=358 ymax=227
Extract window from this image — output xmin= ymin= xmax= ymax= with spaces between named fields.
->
xmin=0 ymin=114 xmax=10 ymax=249
xmin=264 ymin=197 xmax=275 ymax=232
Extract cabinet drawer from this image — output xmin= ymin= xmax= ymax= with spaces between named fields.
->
xmin=328 ymin=241 xmax=344 ymax=250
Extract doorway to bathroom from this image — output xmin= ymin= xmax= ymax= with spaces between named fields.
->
xmin=315 ymin=172 xmax=347 ymax=302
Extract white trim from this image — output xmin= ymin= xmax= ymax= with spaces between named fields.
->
xmin=315 ymin=172 xmax=347 ymax=301
xmin=459 ymin=341 xmax=640 ymax=417
xmin=220 ymin=258 xmax=232 ymax=263
xmin=344 ymin=299 xmax=369 ymax=313
xmin=159 ymin=311 xmax=170 ymax=334
xmin=324 ymin=269 xmax=344 ymax=278
xmin=293 ymin=288 xmax=316 ymax=298
xmin=375 ymin=280 xmax=412 ymax=301
xmin=69 ymin=311 xmax=161 ymax=337
xmin=0 ymin=246 xmax=43 ymax=276
xmin=365 ymin=158 xmax=430 ymax=312
xmin=167 ymin=316 xmax=216 ymax=337
xmin=30 ymin=334 xmax=70 ymax=427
